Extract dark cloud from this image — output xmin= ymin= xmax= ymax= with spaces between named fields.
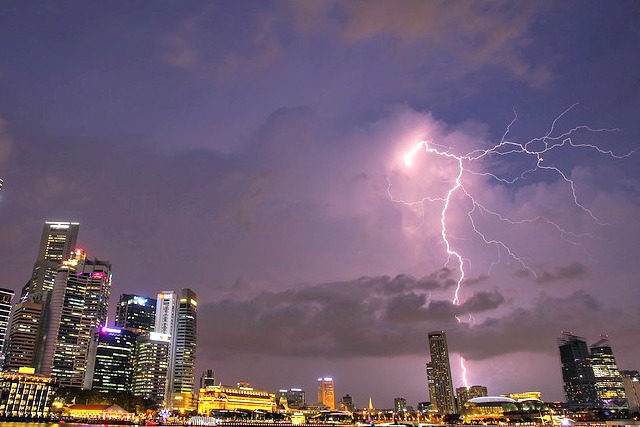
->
xmin=537 ymin=263 xmax=587 ymax=284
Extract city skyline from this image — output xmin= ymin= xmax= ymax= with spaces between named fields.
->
xmin=1 ymin=1 xmax=640 ymax=408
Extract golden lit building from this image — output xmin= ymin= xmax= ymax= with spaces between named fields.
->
xmin=508 ymin=391 xmax=542 ymax=401
xmin=64 ymin=404 xmax=135 ymax=422
xmin=198 ymin=382 xmax=276 ymax=414
xmin=0 ymin=367 xmax=57 ymax=418
xmin=317 ymin=377 xmax=335 ymax=410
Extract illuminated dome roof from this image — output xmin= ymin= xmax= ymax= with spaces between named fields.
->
xmin=467 ymin=396 xmax=517 ymax=404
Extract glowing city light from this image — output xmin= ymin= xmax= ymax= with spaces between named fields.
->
xmin=390 ymin=104 xmax=637 ymax=388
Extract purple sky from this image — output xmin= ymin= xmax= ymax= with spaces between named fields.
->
xmin=1 ymin=1 xmax=640 ymax=409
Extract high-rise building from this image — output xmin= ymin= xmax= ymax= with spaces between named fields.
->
xmin=0 ymin=288 xmax=15 ymax=365
xmin=132 ymin=332 xmax=170 ymax=404
xmin=167 ymin=288 xmax=197 ymax=409
xmin=621 ymin=370 xmax=640 ymax=412
xmin=3 ymin=300 xmax=43 ymax=370
xmin=558 ymin=332 xmax=597 ymax=406
xmin=115 ymin=294 xmax=157 ymax=334
xmin=21 ymin=222 xmax=80 ymax=300
xmin=155 ymin=289 xmax=198 ymax=409
xmin=317 ymin=377 xmax=335 ymax=410
xmin=426 ymin=331 xmax=456 ymax=415
xmin=456 ymin=385 xmax=488 ymax=410
xmin=36 ymin=250 xmax=112 ymax=387
xmin=84 ymin=327 xmax=137 ymax=392
xmin=589 ymin=336 xmax=626 ymax=406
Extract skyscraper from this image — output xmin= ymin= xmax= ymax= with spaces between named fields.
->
xmin=456 ymin=385 xmax=488 ymax=410
xmin=426 ymin=331 xmax=456 ymax=415
xmin=3 ymin=300 xmax=43 ymax=370
xmin=21 ymin=222 xmax=80 ymax=300
xmin=589 ymin=336 xmax=626 ymax=406
xmin=36 ymin=250 xmax=112 ymax=387
xmin=84 ymin=327 xmax=137 ymax=392
xmin=621 ymin=370 xmax=640 ymax=412
xmin=115 ymin=294 xmax=157 ymax=333
xmin=558 ymin=332 xmax=597 ymax=406
xmin=200 ymin=369 xmax=215 ymax=389
xmin=0 ymin=288 xmax=15 ymax=365
xmin=155 ymin=289 xmax=197 ymax=409
xmin=317 ymin=377 xmax=335 ymax=410
xmin=167 ymin=288 xmax=197 ymax=409
xmin=132 ymin=332 xmax=170 ymax=404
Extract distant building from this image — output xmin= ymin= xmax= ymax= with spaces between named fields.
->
xmin=167 ymin=288 xmax=198 ymax=410
xmin=426 ymin=331 xmax=456 ymax=415
xmin=589 ymin=336 xmax=626 ymax=406
xmin=317 ymin=377 xmax=335 ymax=410
xmin=340 ymin=394 xmax=354 ymax=412
xmin=21 ymin=221 xmax=80 ymax=300
xmin=36 ymin=250 xmax=112 ymax=387
xmin=84 ymin=327 xmax=137 ymax=392
xmin=457 ymin=385 xmax=488 ymax=409
xmin=0 ymin=367 xmax=57 ymax=418
xmin=132 ymin=332 xmax=170 ymax=404
xmin=394 ymin=397 xmax=407 ymax=412
xmin=417 ymin=401 xmax=431 ymax=413
xmin=200 ymin=369 xmax=215 ymax=389
xmin=558 ymin=332 xmax=597 ymax=406
xmin=276 ymin=388 xmax=305 ymax=408
xmin=115 ymin=294 xmax=157 ymax=334
xmin=198 ymin=382 xmax=276 ymax=414
xmin=621 ymin=370 xmax=640 ymax=412
xmin=3 ymin=300 xmax=44 ymax=370
xmin=0 ymin=288 xmax=14 ymax=365
xmin=507 ymin=391 xmax=541 ymax=401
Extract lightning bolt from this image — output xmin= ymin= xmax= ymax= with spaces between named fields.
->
xmin=390 ymin=104 xmax=637 ymax=390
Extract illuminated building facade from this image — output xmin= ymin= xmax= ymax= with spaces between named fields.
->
xmin=394 ymin=397 xmax=407 ymax=412
xmin=426 ymin=331 xmax=456 ymax=415
xmin=115 ymin=294 xmax=156 ymax=334
xmin=558 ymin=332 xmax=597 ymax=406
xmin=0 ymin=367 xmax=57 ymax=418
xmin=167 ymin=288 xmax=198 ymax=409
xmin=84 ymin=327 xmax=137 ymax=392
xmin=457 ymin=385 xmax=488 ymax=410
xmin=3 ymin=300 xmax=43 ymax=370
xmin=0 ymin=288 xmax=14 ymax=365
xmin=21 ymin=222 xmax=80 ymax=300
xmin=589 ymin=336 xmax=626 ymax=406
xmin=132 ymin=332 xmax=170 ymax=404
xmin=37 ymin=250 xmax=112 ymax=387
xmin=317 ymin=377 xmax=335 ymax=410
xmin=198 ymin=383 xmax=276 ymax=414
xmin=621 ymin=370 xmax=640 ymax=412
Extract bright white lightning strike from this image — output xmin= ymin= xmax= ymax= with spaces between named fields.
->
xmin=390 ymin=104 xmax=637 ymax=389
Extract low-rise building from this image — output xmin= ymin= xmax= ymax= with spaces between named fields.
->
xmin=198 ymin=382 xmax=276 ymax=415
xmin=0 ymin=367 xmax=57 ymax=418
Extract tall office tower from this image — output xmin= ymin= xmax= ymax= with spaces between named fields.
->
xmin=167 ymin=288 xmax=198 ymax=409
xmin=132 ymin=332 xmax=170 ymax=404
xmin=426 ymin=331 xmax=456 ymax=415
xmin=115 ymin=294 xmax=157 ymax=333
xmin=589 ymin=336 xmax=626 ymax=406
xmin=155 ymin=291 xmax=178 ymax=335
xmin=84 ymin=327 xmax=137 ymax=392
xmin=3 ymin=300 xmax=42 ymax=370
xmin=317 ymin=377 xmax=335 ymax=410
xmin=37 ymin=250 xmax=112 ymax=387
xmin=0 ymin=288 xmax=14 ymax=365
xmin=620 ymin=370 xmax=640 ymax=412
xmin=200 ymin=369 xmax=215 ymax=389
xmin=21 ymin=222 xmax=80 ymax=300
xmin=558 ymin=332 xmax=597 ymax=405
xmin=456 ymin=385 xmax=488 ymax=410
